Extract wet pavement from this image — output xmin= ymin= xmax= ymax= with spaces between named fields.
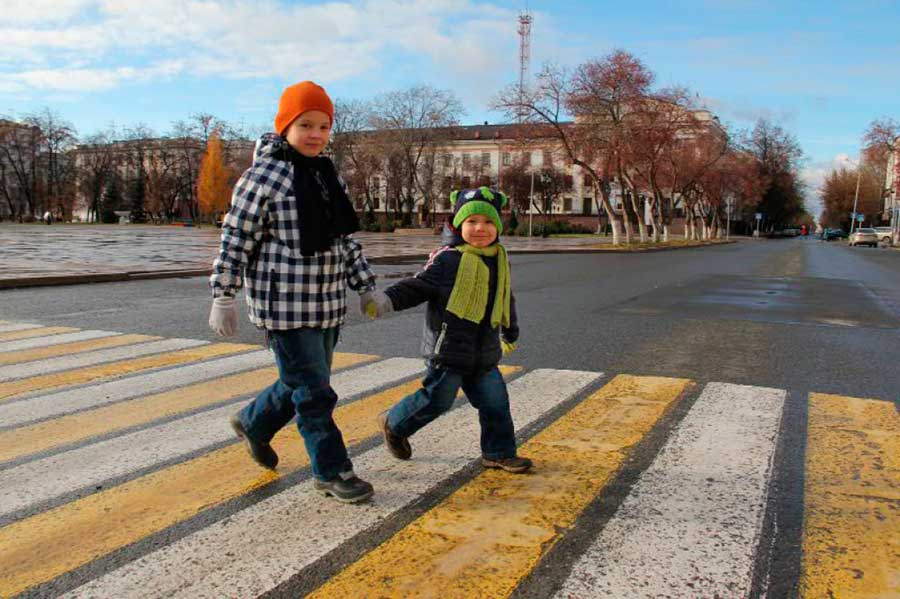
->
xmin=0 ymin=224 xmax=670 ymax=287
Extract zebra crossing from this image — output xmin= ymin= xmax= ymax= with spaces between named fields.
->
xmin=0 ymin=320 xmax=895 ymax=598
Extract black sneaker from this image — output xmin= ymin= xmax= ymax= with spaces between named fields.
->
xmin=379 ymin=412 xmax=411 ymax=460
xmin=482 ymin=455 xmax=533 ymax=474
xmin=314 ymin=472 xmax=374 ymax=504
xmin=229 ymin=413 xmax=278 ymax=470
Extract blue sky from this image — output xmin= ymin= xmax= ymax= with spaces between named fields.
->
xmin=2 ymin=0 xmax=899 ymax=213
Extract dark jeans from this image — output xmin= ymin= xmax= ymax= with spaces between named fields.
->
xmin=386 ymin=365 xmax=517 ymax=460
xmin=236 ymin=326 xmax=352 ymax=481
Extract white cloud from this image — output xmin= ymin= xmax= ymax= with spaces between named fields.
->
xmin=1 ymin=0 xmax=92 ymax=24
xmin=0 ymin=60 xmax=186 ymax=93
xmin=0 ymin=0 xmax=518 ymax=96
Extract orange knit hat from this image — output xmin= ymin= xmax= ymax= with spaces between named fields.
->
xmin=274 ymin=81 xmax=334 ymax=135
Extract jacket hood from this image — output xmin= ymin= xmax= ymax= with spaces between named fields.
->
xmin=252 ymin=133 xmax=289 ymax=164
xmin=440 ymin=222 xmax=463 ymax=246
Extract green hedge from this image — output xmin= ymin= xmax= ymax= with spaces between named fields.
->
xmin=505 ymin=219 xmax=590 ymax=237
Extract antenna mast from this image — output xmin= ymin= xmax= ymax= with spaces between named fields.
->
xmin=517 ymin=9 xmax=533 ymax=120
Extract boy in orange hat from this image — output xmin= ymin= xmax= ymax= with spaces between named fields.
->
xmin=209 ymin=81 xmax=379 ymax=503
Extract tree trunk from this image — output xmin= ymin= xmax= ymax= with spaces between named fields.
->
xmin=596 ymin=189 xmax=621 ymax=245
xmin=629 ymin=194 xmax=647 ymax=242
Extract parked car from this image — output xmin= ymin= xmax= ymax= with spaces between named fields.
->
xmin=822 ymin=228 xmax=848 ymax=241
xmin=873 ymin=226 xmax=894 ymax=244
xmin=849 ymin=228 xmax=879 ymax=247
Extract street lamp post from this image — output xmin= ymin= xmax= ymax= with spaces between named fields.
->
xmin=845 ymin=156 xmax=862 ymax=235
xmin=725 ymin=196 xmax=733 ymax=241
xmin=850 ymin=165 xmax=862 ymax=234
xmin=528 ymin=168 xmax=535 ymax=237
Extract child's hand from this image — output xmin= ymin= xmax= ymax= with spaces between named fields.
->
xmin=501 ymin=338 xmax=517 ymax=356
xmin=360 ymin=290 xmax=394 ymax=319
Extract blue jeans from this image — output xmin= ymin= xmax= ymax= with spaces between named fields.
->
xmin=386 ymin=365 xmax=517 ymax=460
xmin=236 ymin=326 xmax=352 ymax=481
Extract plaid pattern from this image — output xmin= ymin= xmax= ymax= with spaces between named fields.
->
xmin=210 ymin=134 xmax=376 ymax=330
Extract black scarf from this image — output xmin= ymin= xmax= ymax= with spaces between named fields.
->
xmin=278 ymin=146 xmax=359 ymax=256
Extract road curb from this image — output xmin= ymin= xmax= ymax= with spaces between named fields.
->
xmin=0 ymin=241 xmax=736 ymax=290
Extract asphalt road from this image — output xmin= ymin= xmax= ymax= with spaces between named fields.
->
xmin=1 ymin=236 xmax=898 ymax=598
xmin=4 ymin=237 xmax=898 ymax=398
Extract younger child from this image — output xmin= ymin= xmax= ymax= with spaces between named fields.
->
xmin=208 ymin=81 xmax=378 ymax=503
xmin=365 ymin=187 xmax=532 ymax=473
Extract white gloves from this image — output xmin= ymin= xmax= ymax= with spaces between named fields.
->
xmin=360 ymin=290 xmax=393 ymax=319
xmin=209 ymin=296 xmax=238 ymax=337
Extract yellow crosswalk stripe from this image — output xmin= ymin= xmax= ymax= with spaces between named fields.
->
xmin=0 ymin=326 xmax=79 ymax=342
xmin=0 ymin=365 xmax=518 ymax=596
xmin=801 ymin=392 xmax=900 ymax=599
xmin=0 ymin=333 xmax=159 ymax=365
xmin=0 ymin=353 xmax=374 ymax=464
xmin=0 ymin=342 xmax=258 ymax=402
xmin=310 ymin=374 xmax=691 ymax=598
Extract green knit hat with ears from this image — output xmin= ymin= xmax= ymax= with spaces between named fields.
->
xmin=449 ymin=186 xmax=508 ymax=235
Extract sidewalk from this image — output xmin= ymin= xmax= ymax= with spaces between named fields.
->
xmin=0 ymin=224 xmax=733 ymax=289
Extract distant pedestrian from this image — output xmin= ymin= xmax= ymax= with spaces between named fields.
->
xmin=208 ymin=81 xmax=379 ymax=504
xmin=366 ymin=187 xmax=532 ymax=474
xmin=43 ymin=211 xmax=52 ymax=225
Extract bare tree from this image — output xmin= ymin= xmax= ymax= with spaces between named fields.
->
xmin=331 ymin=99 xmax=384 ymax=223
xmin=372 ymin=85 xmax=463 ymax=226
xmin=22 ymin=109 xmax=79 ymax=220
xmin=75 ymin=131 xmax=116 ymax=222
xmin=494 ymin=58 xmax=635 ymax=244
xmin=0 ymin=118 xmax=41 ymax=220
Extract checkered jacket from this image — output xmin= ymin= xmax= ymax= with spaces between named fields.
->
xmin=210 ymin=133 xmax=376 ymax=330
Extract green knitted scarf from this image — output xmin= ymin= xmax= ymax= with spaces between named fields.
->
xmin=445 ymin=244 xmax=511 ymax=329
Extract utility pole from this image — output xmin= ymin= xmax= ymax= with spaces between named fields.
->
xmin=528 ymin=167 xmax=535 ymax=237
xmin=725 ymin=197 xmax=733 ymax=241
xmin=850 ymin=164 xmax=862 ymax=235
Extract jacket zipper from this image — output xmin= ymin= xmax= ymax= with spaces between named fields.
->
xmin=434 ymin=322 xmax=448 ymax=356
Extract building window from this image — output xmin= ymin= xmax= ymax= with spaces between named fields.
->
xmin=462 ymin=153 xmax=471 ymax=169
xmin=481 ymin=152 xmax=491 ymax=167
xmin=583 ymin=175 xmax=592 ymax=188
xmin=372 ymin=177 xmax=380 ymax=190
xmin=443 ymin=154 xmax=453 ymax=168
xmin=582 ymin=197 xmax=592 ymax=215
xmin=564 ymin=175 xmax=574 ymax=191
xmin=542 ymin=149 xmax=552 ymax=167
xmin=563 ymin=197 xmax=573 ymax=212
xmin=372 ymin=196 xmax=380 ymax=209
xmin=501 ymin=152 xmax=511 ymax=166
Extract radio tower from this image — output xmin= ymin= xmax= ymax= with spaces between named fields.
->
xmin=517 ymin=9 xmax=533 ymax=121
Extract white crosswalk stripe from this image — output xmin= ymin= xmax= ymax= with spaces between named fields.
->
xmin=0 ymin=338 xmax=207 ymax=381
xmin=0 ymin=329 xmax=121 ymax=352
xmin=0 ymin=323 xmax=46 ymax=334
xmin=64 ymin=369 xmax=602 ymax=599
xmin=0 ymin=350 xmax=273 ymax=428
xmin=555 ymin=382 xmax=786 ymax=598
xmin=0 ymin=357 xmax=425 ymax=519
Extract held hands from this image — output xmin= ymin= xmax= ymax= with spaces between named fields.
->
xmin=360 ymin=290 xmax=393 ymax=319
xmin=208 ymin=296 xmax=238 ymax=337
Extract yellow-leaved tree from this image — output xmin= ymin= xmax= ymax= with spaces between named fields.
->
xmin=197 ymin=129 xmax=233 ymax=222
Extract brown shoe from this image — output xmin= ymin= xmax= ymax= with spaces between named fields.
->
xmin=482 ymin=455 xmax=533 ymax=474
xmin=230 ymin=413 xmax=278 ymax=470
xmin=379 ymin=412 xmax=411 ymax=460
